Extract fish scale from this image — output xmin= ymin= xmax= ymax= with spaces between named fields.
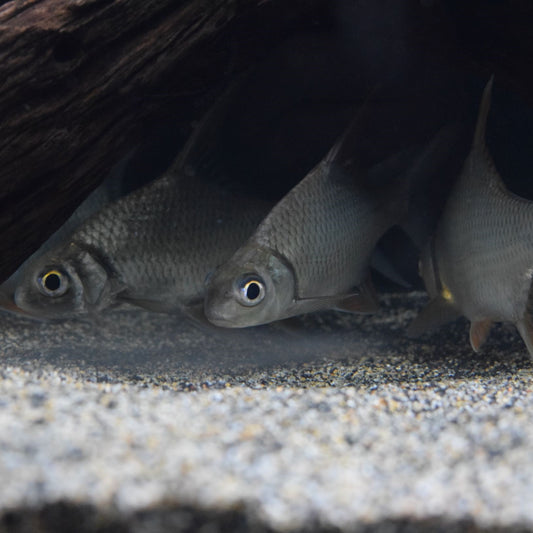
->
xmin=438 ymin=170 xmax=533 ymax=322
xmin=203 ymin=117 xmax=419 ymax=328
xmin=14 ymin=171 xmax=269 ymax=318
xmin=12 ymin=85 xmax=272 ymax=319
xmin=254 ymin=162 xmax=397 ymax=299
xmin=409 ymin=77 xmax=533 ymax=356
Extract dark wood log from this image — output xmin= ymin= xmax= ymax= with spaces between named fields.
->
xmin=1 ymin=0 xmax=532 ymax=283
xmin=0 ymin=0 xmax=229 ymax=280
xmin=0 ymin=0 xmax=322 ymax=281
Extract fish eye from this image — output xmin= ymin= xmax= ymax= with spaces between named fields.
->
xmin=38 ymin=269 xmax=69 ymax=297
xmin=236 ymin=275 xmax=265 ymax=306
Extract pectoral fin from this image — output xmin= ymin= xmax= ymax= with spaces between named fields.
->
xmin=516 ymin=319 xmax=533 ymax=357
xmin=289 ymin=275 xmax=379 ymax=317
xmin=469 ymin=319 xmax=493 ymax=352
xmin=334 ymin=277 xmax=379 ymax=314
xmin=407 ymin=296 xmax=460 ymax=338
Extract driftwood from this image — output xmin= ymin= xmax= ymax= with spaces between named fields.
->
xmin=1 ymin=0 xmax=532 ymax=282
xmin=0 ymin=0 xmax=319 ymax=281
xmin=0 ymin=0 xmax=241 ymax=280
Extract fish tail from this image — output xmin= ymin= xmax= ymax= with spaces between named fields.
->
xmin=472 ymin=75 xmax=495 ymax=152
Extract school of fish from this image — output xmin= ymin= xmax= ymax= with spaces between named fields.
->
xmin=3 ymin=77 xmax=533 ymax=357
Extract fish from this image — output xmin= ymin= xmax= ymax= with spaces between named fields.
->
xmin=0 ymin=158 xmax=131 ymax=309
xmin=12 ymin=90 xmax=271 ymax=320
xmin=202 ymin=104 xmax=443 ymax=328
xmin=407 ymin=77 xmax=533 ymax=356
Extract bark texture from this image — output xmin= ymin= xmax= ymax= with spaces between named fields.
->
xmin=0 ymin=0 xmax=301 ymax=281
xmin=1 ymin=0 xmax=532 ymax=282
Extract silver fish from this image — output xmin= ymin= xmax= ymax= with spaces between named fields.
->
xmin=408 ymin=77 xmax=533 ymax=355
xmin=202 ymin=116 xmax=431 ymax=328
xmin=12 ymin=93 xmax=271 ymax=319
xmin=0 ymin=158 xmax=130 ymax=306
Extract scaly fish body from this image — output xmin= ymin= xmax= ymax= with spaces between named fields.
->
xmin=409 ymin=77 xmax=533 ymax=355
xmin=12 ymin=86 xmax=271 ymax=319
xmin=204 ymin=130 xmax=416 ymax=327
xmin=0 ymin=165 xmax=124 ymax=305
xmin=13 ymin=172 xmax=269 ymax=318
xmin=252 ymin=163 xmax=398 ymax=298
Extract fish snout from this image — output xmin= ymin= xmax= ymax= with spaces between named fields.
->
xmin=204 ymin=286 xmax=236 ymax=327
xmin=203 ymin=303 xmax=238 ymax=328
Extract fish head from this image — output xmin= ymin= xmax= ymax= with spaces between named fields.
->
xmin=14 ymin=243 xmax=111 ymax=319
xmin=204 ymin=245 xmax=295 ymax=328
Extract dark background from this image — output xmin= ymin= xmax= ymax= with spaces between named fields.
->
xmin=2 ymin=0 xmax=533 ymax=283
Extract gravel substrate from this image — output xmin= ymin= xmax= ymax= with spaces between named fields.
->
xmin=0 ymin=292 xmax=532 ymax=532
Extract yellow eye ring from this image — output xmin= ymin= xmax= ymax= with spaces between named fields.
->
xmin=237 ymin=275 xmax=265 ymax=306
xmin=39 ymin=269 xmax=69 ymax=297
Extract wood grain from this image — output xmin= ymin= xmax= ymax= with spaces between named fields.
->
xmin=0 ymin=0 xmax=252 ymax=280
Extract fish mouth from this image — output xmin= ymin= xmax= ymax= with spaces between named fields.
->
xmin=203 ymin=298 xmax=246 ymax=329
xmin=0 ymin=290 xmax=32 ymax=317
xmin=204 ymin=307 xmax=241 ymax=328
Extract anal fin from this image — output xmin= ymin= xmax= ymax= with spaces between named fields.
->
xmin=407 ymin=296 xmax=460 ymax=338
xmin=469 ymin=319 xmax=492 ymax=352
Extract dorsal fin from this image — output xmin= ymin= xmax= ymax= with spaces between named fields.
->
xmin=324 ymin=128 xmax=348 ymax=164
xmin=172 ymin=79 xmax=242 ymax=174
xmin=472 ymin=75 xmax=494 ymax=152
xmin=469 ymin=75 xmax=510 ymax=192
xmin=325 ymin=85 xmax=380 ymax=165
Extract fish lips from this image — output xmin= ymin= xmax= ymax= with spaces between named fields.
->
xmin=0 ymin=288 xmax=33 ymax=317
xmin=203 ymin=285 xmax=243 ymax=328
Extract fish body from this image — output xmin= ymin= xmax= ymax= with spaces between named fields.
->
xmin=203 ymin=126 xmax=418 ymax=327
xmin=0 ymin=166 xmax=128 ymax=316
xmin=13 ymin=171 xmax=269 ymax=319
xmin=12 ymin=87 xmax=271 ymax=319
xmin=409 ymin=77 xmax=533 ymax=355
